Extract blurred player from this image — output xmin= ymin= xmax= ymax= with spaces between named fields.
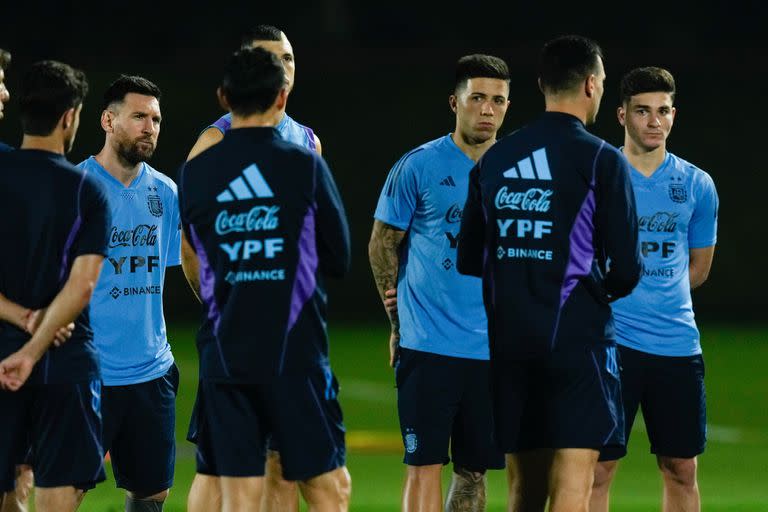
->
xmin=77 ymin=75 xmax=180 ymax=512
xmin=179 ymin=47 xmax=351 ymax=512
xmin=591 ymin=67 xmax=718 ymax=512
xmin=457 ymin=35 xmax=641 ymax=512
xmin=369 ymin=54 xmax=510 ymax=511
xmin=0 ymin=60 xmax=110 ymax=512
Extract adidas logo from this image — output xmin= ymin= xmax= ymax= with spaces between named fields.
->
xmin=440 ymin=176 xmax=456 ymax=187
xmin=217 ymin=164 xmax=274 ymax=203
xmin=502 ymin=148 xmax=552 ymax=180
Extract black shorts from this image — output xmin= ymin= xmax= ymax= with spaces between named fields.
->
xmin=102 ymin=363 xmax=179 ymax=493
xmin=0 ymin=380 xmax=106 ymax=492
xmin=493 ymin=343 xmax=624 ymax=453
xmin=195 ymin=367 xmax=346 ymax=481
xmin=600 ymin=345 xmax=706 ymax=461
xmin=396 ymin=347 xmax=504 ymax=471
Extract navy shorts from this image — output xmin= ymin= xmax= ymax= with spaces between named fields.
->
xmin=492 ymin=343 xmax=624 ymax=453
xmin=600 ymin=345 xmax=706 ymax=461
xmin=0 ymin=380 xmax=106 ymax=492
xmin=102 ymin=363 xmax=179 ymax=493
xmin=195 ymin=367 xmax=346 ymax=481
xmin=396 ymin=347 xmax=505 ymax=471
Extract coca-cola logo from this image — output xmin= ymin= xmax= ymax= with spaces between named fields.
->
xmin=494 ymin=187 xmax=552 ymax=212
xmin=638 ymin=212 xmax=679 ymax=232
xmin=444 ymin=204 xmax=463 ymax=224
xmin=215 ymin=206 xmax=280 ymax=235
xmin=109 ymin=224 xmax=158 ymax=248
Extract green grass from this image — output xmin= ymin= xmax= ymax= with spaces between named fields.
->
xmin=64 ymin=325 xmax=768 ymax=510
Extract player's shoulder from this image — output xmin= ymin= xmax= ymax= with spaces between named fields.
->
xmin=143 ymin=163 xmax=178 ymax=194
xmin=396 ymin=135 xmax=451 ymax=171
xmin=667 ymin=152 xmax=715 ymax=186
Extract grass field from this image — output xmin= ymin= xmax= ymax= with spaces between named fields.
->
xmin=67 ymin=324 xmax=768 ymax=511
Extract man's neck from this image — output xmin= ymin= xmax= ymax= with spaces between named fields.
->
xmin=95 ymin=147 xmax=142 ymax=187
xmin=452 ymin=131 xmax=496 ymax=162
xmin=21 ymin=134 xmax=65 ymax=155
xmin=623 ymin=142 xmax=667 ymax=177
xmin=231 ymin=107 xmax=285 ymax=130
xmin=544 ymin=97 xmax=588 ymax=125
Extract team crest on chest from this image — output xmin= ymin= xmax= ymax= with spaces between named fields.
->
xmin=147 ymin=186 xmax=163 ymax=217
xmin=668 ymin=177 xmax=687 ymax=204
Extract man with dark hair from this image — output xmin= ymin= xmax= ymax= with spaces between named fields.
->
xmin=180 ymin=47 xmax=351 ymax=512
xmin=457 ymin=35 xmax=641 ymax=512
xmin=184 ymin=24 xmax=322 ymax=512
xmin=369 ymin=54 xmax=510 ymax=511
xmin=0 ymin=60 xmax=110 ymax=512
xmin=591 ymin=67 xmax=718 ymax=512
xmin=76 ymin=75 xmax=180 ymax=512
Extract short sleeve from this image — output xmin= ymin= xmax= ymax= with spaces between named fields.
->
xmin=688 ymin=171 xmax=718 ymax=249
xmin=74 ymin=176 xmax=112 ymax=257
xmin=165 ymin=180 xmax=182 ymax=267
xmin=373 ymin=152 xmax=421 ymax=230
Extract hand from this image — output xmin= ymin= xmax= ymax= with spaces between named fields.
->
xmin=0 ymin=350 xmax=37 ymax=391
xmin=26 ymin=309 xmax=74 ymax=346
xmin=389 ymin=330 xmax=400 ymax=368
xmin=383 ymin=288 xmax=398 ymax=317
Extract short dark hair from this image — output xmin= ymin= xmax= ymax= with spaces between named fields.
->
xmin=455 ymin=54 xmax=510 ymax=92
xmin=221 ymin=47 xmax=285 ymax=116
xmin=103 ymin=75 xmax=161 ymax=110
xmin=0 ymin=48 xmax=10 ymax=70
xmin=538 ymin=35 xmax=603 ymax=95
xmin=20 ymin=60 xmax=88 ymax=136
xmin=240 ymin=24 xmax=283 ymax=49
xmin=620 ymin=66 xmax=676 ymax=104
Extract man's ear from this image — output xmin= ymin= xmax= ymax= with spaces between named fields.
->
xmin=585 ymin=74 xmax=596 ymax=98
xmin=100 ymin=109 xmax=114 ymax=133
xmin=217 ymin=87 xmax=230 ymax=112
xmin=448 ymin=95 xmax=457 ymax=113
xmin=617 ymin=106 xmax=626 ymax=126
xmin=61 ymin=107 xmax=76 ymax=130
xmin=274 ymin=88 xmax=288 ymax=111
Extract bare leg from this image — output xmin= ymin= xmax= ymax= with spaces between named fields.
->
xmin=590 ymin=460 xmax=618 ymax=512
xmin=402 ymin=464 xmax=442 ymax=512
xmin=1 ymin=465 xmax=33 ymax=512
xmin=298 ymin=466 xmax=351 ymax=512
xmin=187 ymin=474 xmax=222 ymax=512
xmin=548 ymin=448 xmax=598 ymax=512
xmin=506 ymin=451 xmax=551 ymax=512
xmin=261 ymin=451 xmax=299 ymax=512
xmin=658 ymin=456 xmax=699 ymax=512
xmin=220 ymin=476 xmax=263 ymax=512
xmin=445 ymin=466 xmax=486 ymax=512
xmin=35 ymin=486 xmax=83 ymax=512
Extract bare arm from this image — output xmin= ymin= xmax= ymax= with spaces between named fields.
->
xmin=186 ymin=127 xmax=224 ymax=161
xmin=368 ymin=220 xmax=407 ymax=366
xmin=181 ymin=230 xmax=201 ymax=302
xmin=313 ymin=133 xmax=322 ymax=156
xmin=0 ymin=254 xmax=104 ymax=390
xmin=0 ymin=292 xmax=31 ymax=331
xmin=690 ymin=246 xmax=715 ymax=289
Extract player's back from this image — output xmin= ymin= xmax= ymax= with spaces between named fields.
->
xmin=460 ymin=112 xmax=641 ymax=359
xmin=0 ymin=149 xmax=109 ymax=383
xmin=180 ymin=127 xmax=349 ymax=382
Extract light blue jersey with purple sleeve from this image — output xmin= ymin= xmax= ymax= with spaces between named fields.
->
xmin=78 ymin=157 xmax=181 ymax=385
xmin=208 ymin=112 xmax=317 ymax=151
xmin=612 ymin=152 xmax=718 ymax=356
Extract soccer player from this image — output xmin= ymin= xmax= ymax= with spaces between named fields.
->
xmin=179 ymin=47 xmax=351 ymax=512
xmin=76 ymin=75 xmax=180 ymax=512
xmin=457 ymin=35 xmax=642 ymax=512
xmin=369 ymin=54 xmax=510 ymax=511
xmin=1 ymin=48 xmax=13 ymax=152
xmin=590 ymin=67 xmax=718 ymax=512
xmin=0 ymin=60 xmax=110 ymax=512
xmin=184 ymin=24 xmax=321 ymax=512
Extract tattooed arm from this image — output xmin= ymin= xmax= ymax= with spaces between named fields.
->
xmin=368 ymin=220 xmax=407 ymax=367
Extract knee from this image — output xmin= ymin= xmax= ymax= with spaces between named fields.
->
xmin=301 ymin=467 xmax=351 ymax=507
xmin=406 ymin=464 xmax=441 ymax=486
xmin=658 ymin=457 xmax=697 ymax=487
xmin=592 ymin=461 xmax=618 ymax=491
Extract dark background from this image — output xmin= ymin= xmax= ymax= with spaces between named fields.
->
xmin=2 ymin=2 xmax=766 ymax=324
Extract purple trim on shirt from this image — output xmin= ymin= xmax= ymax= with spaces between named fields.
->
xmin=304 ymin=126 xmax=317 ymax=152
xmin=552 ymin=141 xmax=604 ymax=346
xmin=59 ymin=171 xmax=88 ymax=282
xmin=279 ymin=204 xmax=319 ymax=372
xmin=189 ymin=225 xmax=230 ymax=377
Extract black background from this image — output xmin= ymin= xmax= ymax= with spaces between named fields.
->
xmin=2 ymin=2 xmax=766 ymax=323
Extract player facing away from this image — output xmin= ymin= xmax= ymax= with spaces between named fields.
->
xmin=369 ymin=54 xmax=510 ymax=512
xmin=76 ymin=75 xmax=181 ymax=512
xmin=457 ymin=35 xmax=642 ymax=512
xmin=184 ymin=24 xmax=320 ymax=512
xmin=590 ymin=67 xmax=718 ymax=512
xmin=0 ymin=60 xmax=111 ymax=512
xmin=179 ymin=47 xmax=351 ymax=512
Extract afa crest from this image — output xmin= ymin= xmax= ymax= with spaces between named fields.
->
xmin=405 ymin=431 xmax=418 ymax=454
xmin=147 ymin=195 xmax=164 ymax=217
xmin=668 ymin=183 xmax=687 ymax=204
